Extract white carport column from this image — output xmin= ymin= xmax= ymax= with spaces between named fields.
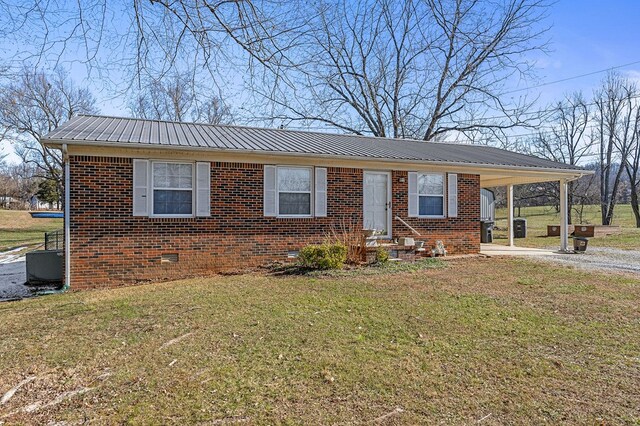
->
xmin=507 ymin=184 xmax=514 ymax=247
xmin=559 ymin=179 xmax=569 ymax=252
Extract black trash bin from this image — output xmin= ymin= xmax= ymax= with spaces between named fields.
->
xmin=573 ymin=237 xmax=589 ymax=252
xmin=513 ymin=218 xmax=527 ymax=238
xmin=481 ymin=221 xmax=494 ymax=243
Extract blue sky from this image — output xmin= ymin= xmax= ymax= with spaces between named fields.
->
xmin=91 ymin=0 xmax=640 ymax=114
xmin=2 ymin=0 xmax=640 ymax=162
xmin=527 ymin=0 xmax=640 ymax=102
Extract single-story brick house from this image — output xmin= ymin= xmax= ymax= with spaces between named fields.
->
xmin=43 ymin=115 xmax=589 ymax=290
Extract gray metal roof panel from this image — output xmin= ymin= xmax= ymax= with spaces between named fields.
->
xmin=43 ymin=115 xmax=585 ymax=171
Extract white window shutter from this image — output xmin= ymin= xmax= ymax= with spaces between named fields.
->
xmin=264 ymin=165 xmax=277 ymax=217
xmin=408 ymin=172 xmax=418 ymax=217
xmin=314 ymin=167 xmax=327 ymax=217
xmin=448 ymin=173 xmax=458 ymax=218
xmin=196 ymin=162 xmax=211 ymax=217
xmin=133 ymin=159 xmax=149 ymax=216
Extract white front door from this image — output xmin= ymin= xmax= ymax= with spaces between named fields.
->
xmin=363 ymin=171 xmax=391 ymax=237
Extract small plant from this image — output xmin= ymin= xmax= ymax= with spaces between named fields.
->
xmin=375 ymin=246 xmax=389 ymax=264
xmin=298 ymin=243 xmax=347 ymax=270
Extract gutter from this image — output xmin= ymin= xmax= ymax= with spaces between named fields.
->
xmin=36 ymin=143 xmax=70 ymax=295
xmin=41 ymin=138 xmax=592 ymax=177
xmin=565 ymin=174 xmax=586 ymax=183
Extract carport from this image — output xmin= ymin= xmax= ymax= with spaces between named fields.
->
xmin=479 ymin=170 xmax=589 ymax=252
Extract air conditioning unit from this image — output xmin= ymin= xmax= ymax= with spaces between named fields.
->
xmin=26 ymin=250 xmax=63 ymax=285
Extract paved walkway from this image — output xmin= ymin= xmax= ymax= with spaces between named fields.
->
xmin=480 ymin=244 xmax=561 ymax=257
xmin=0 ymin=259 xmax=32 ymax=301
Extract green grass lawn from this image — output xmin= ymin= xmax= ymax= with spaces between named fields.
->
xmin=0 ymin=210 xmax=62 ymax=252
xmin=493 ymin=204 xmax=640 ymax=250
xmin=1 ymin=258 xmax=638 ymax=424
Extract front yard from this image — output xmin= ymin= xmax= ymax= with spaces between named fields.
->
xmin=1 ymin=258 xmax=638 ymax=424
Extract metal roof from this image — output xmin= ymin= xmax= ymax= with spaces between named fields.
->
xmin=43 ymin=115 xmax=585 ymax=172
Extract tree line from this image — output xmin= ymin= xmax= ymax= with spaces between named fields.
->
xmin=508 ymin=73 xmax=640 ymax=227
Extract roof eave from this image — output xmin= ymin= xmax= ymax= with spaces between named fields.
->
xmin=41 ymin=138 xmax=592 ymax=177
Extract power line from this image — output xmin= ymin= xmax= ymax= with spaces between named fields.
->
xmin=442 ymin=94 xmax=640 ymax=127
xmin=500 ymin=59 xmax=640 ymax=96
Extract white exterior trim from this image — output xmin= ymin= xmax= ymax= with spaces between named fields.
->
xmin=51 ymin=141 xmax=589 ymax=180
xmin=275 ymin=165 xmax=314 ymax=218
xmin=363 ymin=170 xmax=392 ymax=239
xmin=149 ymin=160 xmax=196 ymax=218
xmin=415 ymin=172 xmax=446 ymax=219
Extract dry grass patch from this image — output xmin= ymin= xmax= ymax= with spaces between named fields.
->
xmin=0 ymin=258 xmax=638 ymax=424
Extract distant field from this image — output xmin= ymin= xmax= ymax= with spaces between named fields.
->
xmin=0 ymin=210 xmax=63 ymax=251
xmin=493 ymin=204 xmax=640 ymax=250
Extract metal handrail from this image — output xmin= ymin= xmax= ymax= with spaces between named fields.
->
xmin=394 ymin=216 xmax=421 ymax=236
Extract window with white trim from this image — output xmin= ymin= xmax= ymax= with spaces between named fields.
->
xmin=418 ymin=173 xmax=445 ymax=217
xmin=152 ymin=162 xmax=194 ymax=216
xmin=277 ymin=166 xmax=312 ymax=216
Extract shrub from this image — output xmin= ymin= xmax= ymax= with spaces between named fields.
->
xmin=375 ymin=246 xmax=389 ymax=264
xmin=297 ymin=243 xmax=347 ymax=270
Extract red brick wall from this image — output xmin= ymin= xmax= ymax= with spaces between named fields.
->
xmin=391 ymin=171 xmax=480 ymax=254
xmin=68 ymin=156 xmax=480 ymax=289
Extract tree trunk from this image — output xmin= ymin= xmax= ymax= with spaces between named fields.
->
xmin=567 ymin=180 xmax=574 ymax=225
xmin=631 ymin=186 xmax=640 ymax=228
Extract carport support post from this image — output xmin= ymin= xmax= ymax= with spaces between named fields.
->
xmin=507 ymin=184 xmax=514 ymax=247
xmin=560 ymin=179 xmax=569 ymax=252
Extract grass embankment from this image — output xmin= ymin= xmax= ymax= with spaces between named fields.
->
xmin=0 ymin=210 xmax=62 ymax=252
xmin=1 ymin=258 xmax=638 ymax=424
xmin=493 ymin=204 xmax=640 ymax=250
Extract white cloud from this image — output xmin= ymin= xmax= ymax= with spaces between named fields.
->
xmin=624 ymin=69 xmax=640 ymax=85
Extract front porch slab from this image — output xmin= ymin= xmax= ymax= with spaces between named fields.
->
xmin=480 ymin=244 xmax=561 ymax=257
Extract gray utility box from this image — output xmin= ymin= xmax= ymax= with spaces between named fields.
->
xmin=513 ymin=218 xmax=527 ymax=238
xmin=480 ymin=221 xmax=494 ymax=243
xmin=26 ymin=250 xmax=63 ymax=285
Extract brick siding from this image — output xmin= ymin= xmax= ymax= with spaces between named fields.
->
xmin=68 ymin=156 xmax=480 ymax=289
xmin=391 ymin=171 xmax=481 ymax=254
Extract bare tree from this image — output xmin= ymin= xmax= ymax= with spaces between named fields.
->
xmin=532 ymin=93 xmax=595 ymax=223
xmin=129 ymin=73 xmax=233 ymax=124
xmin=594 ymin=73 xmax=637 ymax=225
xmin=0 ymin=1 xmax=295 ymax=92
xmin=0 ymin=68 xmax=98 ymax=197
xmin=0 ymin=162 xmax=39 ymax=209
xmin=623 ymin=102 xmax=640 ymax=227
xmin=251 ymin=0 xmax=549 ymax=140
xmin=1 ymin=1 xmax=549 ymax=142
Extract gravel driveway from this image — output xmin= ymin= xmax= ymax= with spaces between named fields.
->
xmin=0 ymin=259 xmax=33 ymax=301
xmin=539 ymin=247 xmax=640 ymax=275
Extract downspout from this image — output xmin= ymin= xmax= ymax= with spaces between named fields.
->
xmin=37 ymin=144 xmax=70 ymax=295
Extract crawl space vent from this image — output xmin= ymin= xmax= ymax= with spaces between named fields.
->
xmin=161 ymin=253 xmax=179 ymax=263
xmin=287 ymin=250 xmax=299 ymax=259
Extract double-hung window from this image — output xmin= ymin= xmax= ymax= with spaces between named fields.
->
xmin=152 ymin=162 xmax=194 ymax=216
xmin=277 ymin=166 xmax=312 ymax=216
xmin=418 ymin=173 xmax=445 ymax=217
